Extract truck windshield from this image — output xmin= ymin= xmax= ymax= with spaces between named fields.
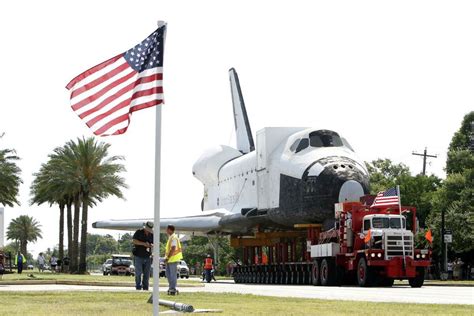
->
xmin=372 ymin=217 xmax=389 ymax=228
xmin=371 ymin=217 xmax=406 ymax=229
xmin=389 ymin=218 xmax=406 ymax=229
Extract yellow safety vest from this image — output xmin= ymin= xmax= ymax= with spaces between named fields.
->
xmin=166 ymin=233 xmax=183 ymax=263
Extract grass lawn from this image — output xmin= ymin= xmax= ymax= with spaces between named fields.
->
xmin=0 ymin=272 xmax=199 ymax=286
xmin=0 ymin=291 xmax=472 ymax=316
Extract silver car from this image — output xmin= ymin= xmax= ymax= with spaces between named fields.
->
xmin=178 ymin=260 xmax=190 ymax=279
xmin=102 ymin=259 xmax=112 ymax=275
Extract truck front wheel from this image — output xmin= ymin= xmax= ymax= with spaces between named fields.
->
xmin=409 ymin=267 xmax=425 ymax=288
xmin=312 ymin=260 xmax=320 ymax=286
xmin=357 ymin=257 xmax=374 ymax=287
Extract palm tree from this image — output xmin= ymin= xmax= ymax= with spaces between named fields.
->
xmin=0 ymin=141 xmax=22 ymax=207
xmin=6 ymin=215 xmax=42 ymax=255
xmin=30 ymin=159 xmax=75 ymax=263
xmin=30 ymin=137 xmax=126 ymax=274
xmin=63 ymin=137 xmax=127 ymax=273
xmin=51 ymin=143 xmax=83 ymax=272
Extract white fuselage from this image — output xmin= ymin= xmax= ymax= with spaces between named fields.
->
xmin=193 ymin=127 xmax=370 ymax=229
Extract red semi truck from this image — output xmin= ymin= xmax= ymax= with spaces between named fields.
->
xmin=232 ymin=197 xmax=431 ymax=287
xmin=310 ymin=200 xmax=430 ymax=287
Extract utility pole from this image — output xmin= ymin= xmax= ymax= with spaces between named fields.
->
xmin=441 ymin=207 xmax=445 ymax=277
xmin=412 ymin=147 xmax=437 ymax=175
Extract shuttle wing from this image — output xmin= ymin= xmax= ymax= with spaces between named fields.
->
xmin=92 ymin=209 xmax=230 ymax=233
xmin=229 ymin=68 xmax=255 ymax=153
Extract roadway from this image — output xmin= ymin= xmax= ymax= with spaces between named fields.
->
xmin=0 ymin=280 xmax=472 ymax=305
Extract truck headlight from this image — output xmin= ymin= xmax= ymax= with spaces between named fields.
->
xmin=377 ymin=253 xmax=382 ymax=258
xmin=416 ymin=254 xmax=421 ymax=259
xmin=371 ymin=253 xmax=376 ymax=258
xmin=421 ymin=254 xmax=426 ymax=259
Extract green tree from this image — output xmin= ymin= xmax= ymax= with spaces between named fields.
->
xmin=33 ymin=137 xmax=127 ymax=274
xmin=86 ymin=234 xmax=118 ymax=256
xmin=0 ymin=138 xmax=22 ymax=207
xmin=427 ymin=112 xmax=474 ymax=260
xmin=118 ymin=233 xmax=133 ymax=253
xmin=367 ymin=158 xmax=441 ymax=226
xmin=30 ymin=160 xmax=71 ymax=263
xmin=182 ymin=235 xmax=237 ymax=275
xmin=398 ymin=174 xmax=441 ymax=226
xmin=6 ymin=215 xmax=43 ymax=256
xmin=60 ymin=137 xmax=127 ymax=273
xmin=366 ymin=159 xmax=410 ymax=194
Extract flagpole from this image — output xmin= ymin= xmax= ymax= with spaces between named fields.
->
xmin=396 ymin=185 xmax=406 ymax=268
xmin=153 ymin=20 xmax=166 ymax=316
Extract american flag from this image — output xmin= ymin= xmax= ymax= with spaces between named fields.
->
xmin=66 ymin=25 xmax=166 ymax=136
xmin=370 ymin=187 xmax=400 ymax=208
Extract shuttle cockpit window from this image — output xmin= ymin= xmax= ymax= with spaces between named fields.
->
xmin=289 ymin=139 xmax=301 ymax=152
xmin=309 ymin=130 xmax=344 ymax=148
xmin=295 ymin=138 xmax=309 ymax=153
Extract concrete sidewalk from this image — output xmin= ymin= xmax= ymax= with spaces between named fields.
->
xmin=0 ymin=280 xmax=472 ymax=305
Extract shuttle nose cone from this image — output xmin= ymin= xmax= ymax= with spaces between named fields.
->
xmin=301 ymin=157 xmax=369 ymax=220
xmin=339 ymin=180 xmax=365 ymax=202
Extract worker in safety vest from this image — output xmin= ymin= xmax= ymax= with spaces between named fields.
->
xmin=203 ymin=254 xmax=216 ymax=281
xmin=15 ymin=252 xmax=26 ymax=274
xmin=164 ymin=224 xmax=183 ymax=295
xmin=262 ymin=253 xmax=268 ymax=265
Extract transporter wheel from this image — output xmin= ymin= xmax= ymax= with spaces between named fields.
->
xmin=283 ymin=270 xmax=289 ymax=285
xmin=237 ymin=272 xmax=243 ymax=284
xmin=320 ymin=259 xmax=336 ymax=286
xmin=277 ymin=269 xmax=282 ymax=284
xmin=233 ymin=273 xmax=239 ymax=283
xmin=297 ymin=270 xmax=304 ymax=285
xmin=357 ymin=257 xmax=374 ymax=287
xmin=264 ymin=271 xmax=270 ymax=284
xmin=409 ymin=267 xmax=425 ymax=288
xmin=252 ymin=271 xmax=257 ymax=284
xmin=312 ymin=260 xmax=320 ymax=286
xmin=305 ymin=265 xmax=312 ymax=285
xmin=268 ymin=271 xmax=274 ymax=284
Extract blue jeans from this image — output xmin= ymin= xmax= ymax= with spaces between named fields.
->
xmin=166 ymin=262 xmax=178 ymax=291
xmin=134 ymin=256 xmax=151 ymax=290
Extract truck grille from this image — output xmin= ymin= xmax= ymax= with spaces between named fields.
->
xmin=385 ymin=234 xmax=413 ymax=259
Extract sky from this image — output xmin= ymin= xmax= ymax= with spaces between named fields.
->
xmin=0 ymin=1 xmax=473 ymax=256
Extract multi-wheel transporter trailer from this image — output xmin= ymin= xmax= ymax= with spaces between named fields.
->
xmin=232 ymin=198 xmax=431 ymax=287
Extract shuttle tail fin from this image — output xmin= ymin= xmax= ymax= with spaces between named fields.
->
xmin=229 ymin=68 xmax=255 ymax=153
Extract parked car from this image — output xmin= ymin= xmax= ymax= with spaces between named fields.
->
xmin=102 ymin=259 xmax=112 ymax=276
xmin=27 ymin=264 xmax=34 ymax=270
xmin=178 ymin=260 xmax=190 ymax=279
xmin=110 ymin=255 xmax=134 ymax=276
xmin=158 ymin=258 xmax=189 ymax=279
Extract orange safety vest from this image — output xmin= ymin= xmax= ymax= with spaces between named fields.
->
xmin=204 ymin=258 xmax=213 ymax=270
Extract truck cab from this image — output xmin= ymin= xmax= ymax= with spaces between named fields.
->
xmin=361 ymin=214 xmax=413 ymax=260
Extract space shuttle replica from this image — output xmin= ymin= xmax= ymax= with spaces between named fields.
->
xmin=93 ymin=68 xmax=370 ymax=234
